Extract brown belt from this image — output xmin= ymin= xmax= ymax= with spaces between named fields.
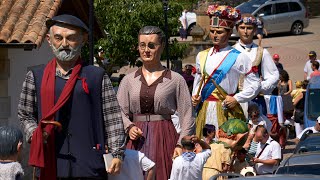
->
xmin=133 ymin=114 xmax=171 ymax=122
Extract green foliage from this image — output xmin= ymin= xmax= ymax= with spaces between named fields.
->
xmin=174 ymin=0 xmax=199 ymax=10
xmin=167 ymin=39 xmax=189 ymax=60
xmin=94 ymin=0 xmax=194 ymax=67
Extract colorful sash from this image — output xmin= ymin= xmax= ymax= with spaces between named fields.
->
xmin=201 ymin=48 xmax=241 ymax=102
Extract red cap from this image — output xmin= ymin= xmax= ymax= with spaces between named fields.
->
xmin=273 ymin=54 xmax=280 ymax=59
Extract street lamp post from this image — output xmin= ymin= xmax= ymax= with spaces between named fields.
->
xmin=89 ymin=0 xmax=94 ymax=65
xmin=162 ymin=0 xmax=170 ymax=69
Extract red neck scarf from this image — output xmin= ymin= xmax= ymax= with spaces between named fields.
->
xmin=211 ymin=45 xmax=220 ymax=55
xmin=29 ymin=58 xmax=82 ymax=180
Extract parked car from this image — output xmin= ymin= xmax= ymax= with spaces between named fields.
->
xmin=275 ymin=152 xmax=320 ymax=175
xmin=232 ymin=0 xmax=309 ymax=37
xmin=304 ymin=76 xmax=320 ymax=128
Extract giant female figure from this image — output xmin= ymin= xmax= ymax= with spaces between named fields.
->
xmin=117 ymin=26 xmax=194 ymax=180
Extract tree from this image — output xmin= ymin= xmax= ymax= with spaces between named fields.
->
xmin=94 ymin=0 xmax=188 ymax=68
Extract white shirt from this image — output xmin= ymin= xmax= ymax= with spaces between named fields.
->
xmin=234 ymin=40 xmax=279 ymax=94
xmin=171 ymin=111 xmax=181 ymax=134
xmin=170 ymin=149 xmax=211 ymax=180
xmin=255 ymin=137 xmax=281 ymax=175
xmin=179 ymin=11 xmax=187 ymax=29
xmin=297 ymin=126 xmax=319 ymax=139
xmin=108 ymin=150 xmax=155 ymax=180
xmin=304 ymin=59 xmax=320 ymax=80
xmin=192 ymin=46 xmax=261 ymax=103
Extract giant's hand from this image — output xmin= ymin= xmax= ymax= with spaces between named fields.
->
xmin=108 ymin=158 xmax=122 ymax=175
xmin=128 ymin=126 xmax=143 ymax=140
xmin=223 ymin=95 xmax=238 ymax=109
xmin=191 ymin=95 xmax=201 ymax=107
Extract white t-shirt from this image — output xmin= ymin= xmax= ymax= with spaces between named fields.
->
xmin=179 ymin=11 xmax=187 ymax=29
xmin=255 ymin=137 xmax=281 ymax=175
xmin=108 ymin=150 xmax=155 ymax=180
xmin=170 ymin=149 xmax=211 ymax=180
xmin=234 ymin=41 xmax=279 ymax=94
xmin=171 ymin=111 xmax=181 ymax=134
xmin=297 ymin=126 xmax=319 ymax=139
xmin=304 ymin=59 xmax=320 ymax=80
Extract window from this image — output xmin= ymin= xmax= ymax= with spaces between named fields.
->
xmin=277 ymin=164 xmax=320 ymax=175
xmin=257 ymin=4 xmax=272 ymax=16
xmin=307 ymin=89 xmax=320 ymax=119
xmin=289 ymin=2 xmax=302 ymax=12
xmin=275 ymin=3 xmax=289 ymax=14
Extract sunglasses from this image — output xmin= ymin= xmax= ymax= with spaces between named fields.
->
xmin=139 ymin=42 xmax=161 ymax=50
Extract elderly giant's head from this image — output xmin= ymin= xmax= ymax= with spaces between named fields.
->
xmin=46 ymin=15 xmax=88 ymax=62
xmin=138 ymin=26 xmax=165 ymax=64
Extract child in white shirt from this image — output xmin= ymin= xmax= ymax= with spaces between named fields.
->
xmin=108 ymin=149 xmax=155 ymax=180
xmin=170 ymin=135 xmax=211 ymax=180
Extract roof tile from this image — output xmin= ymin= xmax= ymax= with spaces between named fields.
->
xmin=0 ymin=0 xmax=62 ymax=48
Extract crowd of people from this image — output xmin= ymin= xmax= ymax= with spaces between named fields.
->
xmin=1 ymin=3 xmax=320 ymax=180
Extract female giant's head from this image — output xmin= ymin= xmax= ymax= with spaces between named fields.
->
xmin=138 ymin=26 xmax=165 ymax=64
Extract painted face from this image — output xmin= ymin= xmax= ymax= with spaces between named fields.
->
xmin=138 ymin=34 xmax=163 ymax=63
xmin=209 ymin=27 xmax=231 ymax=47
xmin=237 ymin=23 xmax=256 ymax=44
xmin=47 ymin=25 xmax=85 ymax=62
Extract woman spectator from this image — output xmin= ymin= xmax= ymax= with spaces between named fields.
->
xmin=278 ymin=70 xmax=294 ymax=122
xmin=117 ymin=26 xmax=194 ymax=180
xmin=293 ymin=80 xmax=308 ymax=139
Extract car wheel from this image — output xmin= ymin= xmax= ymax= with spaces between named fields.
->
xmin=291 ymin=21 xmax=303 ymax=35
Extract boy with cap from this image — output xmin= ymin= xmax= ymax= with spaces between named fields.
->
xmin=191 ymin=5 xmax=260 ymax=138
xmin=304 ymin=51 xmax=320 ymax=80
xmin=18 ymin=14 xmax=125 ymax=180
xmin=273 ymin=54 xmax=283 ymax=71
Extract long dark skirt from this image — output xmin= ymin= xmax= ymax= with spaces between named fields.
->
xmin=126 ymin=120 xmax=179 ymax=180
